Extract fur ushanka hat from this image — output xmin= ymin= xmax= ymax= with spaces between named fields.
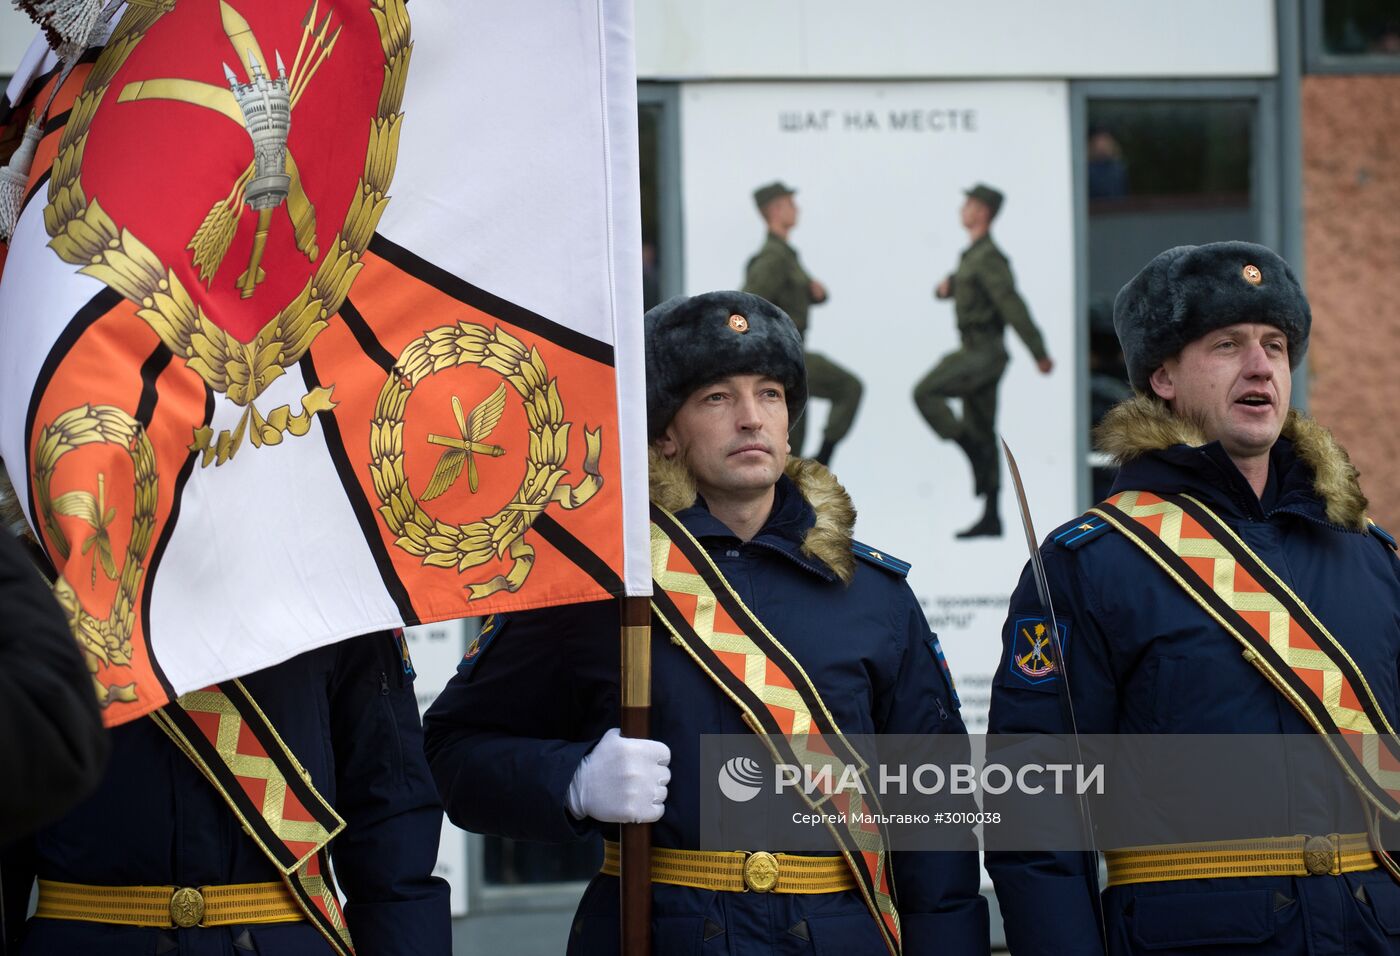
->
xmin=1113 ymin=241 xmax=1311 ymax=392
xmin=644 ymin=291 xmax=807 ymax=439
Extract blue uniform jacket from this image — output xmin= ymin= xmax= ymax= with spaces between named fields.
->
xmin=986 ymin=397 xmax=1400 ymax=956
xmin=424 ymin=460 xmax=989 ymax=956
xmin=2 ymin=632 xmax=452 ymax=956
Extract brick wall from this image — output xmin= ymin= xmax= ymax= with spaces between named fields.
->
xmin=1302 ymin=74 xmax=1400 ymax=528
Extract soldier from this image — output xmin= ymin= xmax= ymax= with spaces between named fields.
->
xmin=1 ymin=470 xmax=451 ymax=956
xmin=986 ymin=242 xmax=1400 ymax=955
xmin=914 ymin=184 xmax=1053 ymax=538
xmin=743 ymin=182 xmax=863 ymax=467
xmin=425 ymin=291 xmax=988 ymax=955
xmin=0 ymin=479 xmax=108 ymax=847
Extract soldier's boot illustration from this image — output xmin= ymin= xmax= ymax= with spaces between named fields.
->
xmin=952 ymin=432 xmax=982 ymax=495
xmin=955 ymin=492 xmax=1001 ymax=539
xmin=814 ymin=438 xmax=837 ymax=467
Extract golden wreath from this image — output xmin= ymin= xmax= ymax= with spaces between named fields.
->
xmin=33 ymin=404 xmax=157 ymax=706
xmin=370 ymin=322 xmax=603 ymax=600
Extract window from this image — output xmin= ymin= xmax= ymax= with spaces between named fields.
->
xmin=1306 ymin=0 xmax=1400 ymax=72
xmin=1078 ymin=90 xmax=1270 ymax=502
xmin=639 ymin=101 xmax=664 ymax=311
xmin=638 ymin=84 xmax=683 ymax=308
xmin=1321 ymin=0 xmax=1400 ymax=56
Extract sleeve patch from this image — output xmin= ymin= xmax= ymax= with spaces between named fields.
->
xmin=393 ymin=627 xmax=416 ymax=680
xmin=1051 ymin=515 xmax=1110 ymax=551
xmin=851 ymin=540 xmax=911 ymax=577
xmin=1009 ymin=616 xmax=1070 ymax=687
xmin=924 ymin=632 xmax=961 ymax=708
xmin=458 ymin=615 xmax=505 ymax=677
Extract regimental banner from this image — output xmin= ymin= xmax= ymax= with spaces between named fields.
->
xmin=0 ymin=0 xmax=648 ymax=725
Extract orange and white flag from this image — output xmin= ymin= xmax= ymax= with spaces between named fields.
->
xmin=0 ymin=0 xmax=648 ymax=725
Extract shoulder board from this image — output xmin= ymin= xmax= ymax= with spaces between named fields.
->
xmin=1049 ymin=514 xmax=1112 ymax=551
xmin=851 ymin=540 xmax=911 ymax=577
xmin=1368 ymin=519 xmax=1398 ymax=552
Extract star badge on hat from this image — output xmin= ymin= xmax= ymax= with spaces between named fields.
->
xmin=1243 ymin=264 xmax=1263 ymax=286
xmin=728 ymin=314 xmax=750 ymax=333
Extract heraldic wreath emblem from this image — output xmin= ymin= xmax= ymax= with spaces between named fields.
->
xmin=41 ymin=0 xmax=411 ymax=467
xmin=370 ymin=322 xmax=605 ymax=600
xmin=32 ymin=405 xmax=157 ymax=707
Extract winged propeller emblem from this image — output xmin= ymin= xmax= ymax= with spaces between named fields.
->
xmin=51 ymin=472 xmax=119 ymax=588
xmin=422 ymin=384 xmax=508 ymax=499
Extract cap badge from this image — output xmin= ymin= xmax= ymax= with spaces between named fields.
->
xmin=1243 ymin=264 xmax=1263 ymax=286
xmin=728 ymin=314 xmax=750 ymax=333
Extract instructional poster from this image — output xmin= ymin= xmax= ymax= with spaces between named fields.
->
xmin=680 ymin=81 xmax=1077 ymax=729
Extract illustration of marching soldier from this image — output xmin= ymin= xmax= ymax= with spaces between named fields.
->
xmin=743 ymin=182 xmax=863 ymax=467
xmin=915 ymin=184 xmax=1053 ymax=538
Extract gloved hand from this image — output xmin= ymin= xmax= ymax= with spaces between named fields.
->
xmin=566 ymin=728 xmax=671 ymax=823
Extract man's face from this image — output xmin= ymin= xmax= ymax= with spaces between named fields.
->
xmin=1149 ymin=323 xmax=1292 ymax=462
xmin=960 ymin=196 xmax=989 ymax=231
xmin=763 ymin=194 xmax=798 ymax=231
xmin=656 ymin=374 xmax=789 ymax=499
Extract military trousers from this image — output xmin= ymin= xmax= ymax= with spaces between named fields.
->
xmin=790 ymin=351 xmax=863 ymax=458
xmin=913 ymin=345 xmax=1007 ymax=495
xmin=1104 ymin=870 xmax=1400 ymax=956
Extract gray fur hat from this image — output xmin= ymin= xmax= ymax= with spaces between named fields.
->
xmin=1113 ymin=241 xmax=1311 ymax=392
xmin=644 ymin=291 xmax=807 ymax=439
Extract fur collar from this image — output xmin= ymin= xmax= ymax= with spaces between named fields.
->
xmin=648 ymin=449 xmax=857 ymax=583
xmin=1094 ymin=395 xmax=1369 ymax=530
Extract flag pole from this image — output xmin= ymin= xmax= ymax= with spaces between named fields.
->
xmin=619 ymin=595 xmax=652 ymax=954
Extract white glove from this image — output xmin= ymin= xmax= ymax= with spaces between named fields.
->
xmin=566 ymin=728 xmax=671 ymax=823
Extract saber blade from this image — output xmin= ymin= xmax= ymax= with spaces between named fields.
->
xmin=1001 ymin=439 xmax=1058 ymax=649
xmin=1000 ymin=435 xmax=1105 ymax=943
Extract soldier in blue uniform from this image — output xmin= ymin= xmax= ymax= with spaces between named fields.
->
xmin=424 ymin=291 xmax=989 ymax=955
xmin=987 ymin=242 xmax=1400 ymax=955
xmin=1 ymin=603 xmax=452 ymax=955
xmin=0 ymin=482 xmax=108 ymax=849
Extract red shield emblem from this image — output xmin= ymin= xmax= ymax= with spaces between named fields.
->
xmin=45 ymin=0 xmax=408 ymax=417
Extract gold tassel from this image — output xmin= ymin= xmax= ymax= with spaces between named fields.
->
xmin=0 ymin=121 xmax=41 ymax=243
xmin=13 ymin=0 xmax=105 ymax=60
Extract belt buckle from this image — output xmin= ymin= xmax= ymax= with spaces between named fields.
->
xmin=743 ymin=851 xmax=779 ymax=893
xmin=1303 ymin=834 xmax=1340 ymax=876
xmin=169 ymin=887 xmax=206 ymax=928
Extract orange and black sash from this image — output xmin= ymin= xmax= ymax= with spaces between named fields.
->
xmin=649 ymin=504 xmax=901 ymax=956
xmin=1092 ymin=490 xmax=1400 ymax=820
xmin=149 ymin=681 xmax=354 ymax=954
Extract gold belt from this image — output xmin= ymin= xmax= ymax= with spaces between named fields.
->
xmin=35 ymin=879 xmax=304 ymax=928
xmin=601 ymin=840 xmax=856 ymax=894
xmin=1105 ymin=833 xmax=1377 ymax=887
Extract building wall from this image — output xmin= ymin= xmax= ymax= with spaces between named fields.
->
xmin=1302 ymin=74 xmax=1400 ymax=529
xmin=636 ymin=0 xmax=1276 ymax=80
xmin=1 ymin=9 xmax=34 ymax=76
xmin=3 ymin=2 xmax=1280 ymax=80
